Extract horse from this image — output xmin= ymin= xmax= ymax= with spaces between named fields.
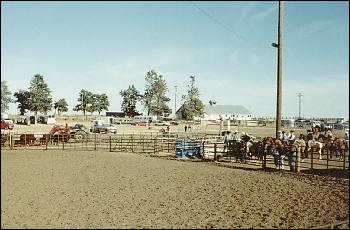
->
xmin=262 ymin=136 xmax=276 ymax=156
xmin=333 ymin=138 xmax=348 ymax=160
xmin=226 ymin=140 xmax=246 ymax=163
xmin=247 ymin=140 xmax=264 ymax=164
xmin=272 ymin=139 xmax=287 ymax=170
xmin=317 ymin=133 xmax=335 ymax=159
xmin=308 ymin=140 xmax=323 ymax=160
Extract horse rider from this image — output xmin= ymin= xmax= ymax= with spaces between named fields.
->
xmin=305 ymin=129 xmax=314 ymax=156
xmin=241 ymin=132 xmax=253 ymax=156
xmin=283 ymin=131 xmax=290 ymax=142
xmin=232 ymin=130 xmax=241 ymax=142
xmin=325 ymin=129 xmax=333 ymax=140
xmin=277 ymin=130 xmax=283 ymax=140
xmin=288 ymin=130 xmax=296 ymax=141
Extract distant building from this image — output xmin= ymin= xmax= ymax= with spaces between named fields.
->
xmin=106 ymin=111 xmax=125 ymax=117
xmin=176 ymin=104 xmax=252 ymax=121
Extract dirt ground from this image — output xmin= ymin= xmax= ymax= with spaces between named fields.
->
xmin=1 ymin=149 xmax=349 ymax=229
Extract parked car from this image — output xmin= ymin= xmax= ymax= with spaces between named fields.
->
xmin=295 ymin=119 xmax=311 ymax=128
xmin=333 ymin=122 xmax=345 ymax=130
xmin=170 ymin=121 xmax=179 ymax=125
xmin=1 ymin=119 xmax=14 ymax=130
xmin=131 ymin=121 xmax=149 ymax=126
xmin=96 ymin=124 xmax=117 ymax=134
xmin=154 ymin=121 xmax=171 ymax=126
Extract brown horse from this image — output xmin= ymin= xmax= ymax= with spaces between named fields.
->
xmin=317 ymin=133 xmax=335 ymax=158
xmin=226 ymin=140 xmax=245 ymax=163
xmin=333 ymin=138 xmax=348 ymax=160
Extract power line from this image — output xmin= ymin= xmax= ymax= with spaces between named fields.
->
xmin=189 ymin=1 xmax=270 ymax=49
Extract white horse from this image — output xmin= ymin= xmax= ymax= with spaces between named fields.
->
xmin=308 ymin=140 xmax=323 ymax=160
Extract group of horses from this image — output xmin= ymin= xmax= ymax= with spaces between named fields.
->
xmin=222 ymin=132 xmax=348 ymax=166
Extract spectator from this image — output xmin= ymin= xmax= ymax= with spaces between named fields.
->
xmin=345 ymin=131 xmax=349 ymax=148
xmin=274 ymin=139 xmax=285 ymax=170
xmin=288 ymin=140 xmax=297 ymax=172
xmin=184 ymin=125 xmax=187 ymax=132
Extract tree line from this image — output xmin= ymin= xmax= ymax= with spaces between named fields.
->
xmin=1 ymin=70 xmax=204 ymax=120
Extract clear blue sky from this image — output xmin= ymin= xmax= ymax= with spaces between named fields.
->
xmin=1 ymin=1 xmax=349 ymax=118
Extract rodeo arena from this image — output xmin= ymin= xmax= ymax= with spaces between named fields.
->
xmin=1 ymin=108 xmax=349 ymax=229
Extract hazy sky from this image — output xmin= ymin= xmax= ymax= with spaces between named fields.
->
xmin=1 ymin=1 xmax=349 ymax=118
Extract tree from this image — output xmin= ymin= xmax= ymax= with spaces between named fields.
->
xmin=120 ymin=85 xmax=142 ymax=116
xmin=180 ymin=75 xmax=204 ymax=120
xmin=54 ymin=99 xmax=68 ymax=115
xmin=28 ymin=74 xmax=53 ymax=115
xmin=13 ymin=90 xmax=32 ymax=115
xmin=92 ymin=93 xmax=110 ymax=115
xmin=73 ymin=89 xmax=93 ymax=115
xmin=142 ymin=70 xmax=171 ymax=116
xmin=1 ymin=81 xmax=12 ymax=114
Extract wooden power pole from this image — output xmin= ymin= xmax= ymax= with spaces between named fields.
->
xmin=275 ymin=1 xmax=283 ymax=138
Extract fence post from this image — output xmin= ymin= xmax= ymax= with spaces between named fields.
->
xmin=62 ymin=137 xmax=65 ymax=150
xmin=131 ymin=134 xmax=134 ymax=153
xmin=297 ymin=147 xmax=300 ymax=173
xmin=167 ymin=139 xmax=170 ymax=153
xmin=202 ymin=141 xmax=205 ymax=159
xmin=214 ymin=143 xmax=217 ymax=161
xmin=263 ymin=148 xmax=267 ymax=170
xmin=154 ymin=138 xmax=156 ymax=155
xmin=10 ymin=133 xmax=13 ymax=150
xmin=343 ymin=150 xmax=346 ymax=170
xmin=109 ymin=136 xmax=112 ymax=152
xmin=326 ymin=149 xmax=329 ymax=170
xmin=311 ymin=148 xmax=314 ymax=171
xmin=94 ymin=133 xmax=97 ymax=151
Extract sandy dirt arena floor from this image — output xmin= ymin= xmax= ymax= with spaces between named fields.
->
xmin=1 ymin=149 xmax=349 ymax=229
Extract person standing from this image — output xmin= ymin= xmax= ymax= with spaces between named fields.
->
xmin=345 ymin=131 xmax=349 ymax=148
xmin=288 ymin=140 xmax=297 ymax=172
xmin=184 ymin=125 xmax=187 ymax=132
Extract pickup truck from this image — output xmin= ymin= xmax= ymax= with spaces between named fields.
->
xmin=90 ymin=120 xmax=117 ymax=134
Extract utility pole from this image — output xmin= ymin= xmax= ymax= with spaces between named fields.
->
xmin=174 ymin=85 xmax=177 ymax=119
xmin=273 ymin=1 xmax=283 ymax=138
xmin=297 ymin=93 xmax=303 ymax=118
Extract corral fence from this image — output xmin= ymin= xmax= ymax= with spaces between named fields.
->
xmin=1 ymin=132 xmax=349 ymax=172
